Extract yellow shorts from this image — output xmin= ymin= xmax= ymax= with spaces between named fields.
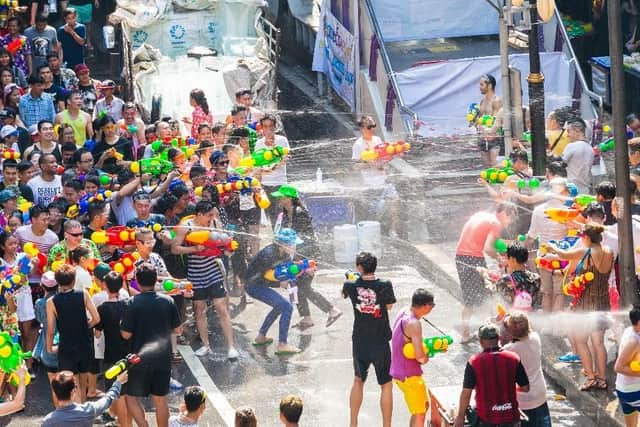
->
xmin=394 ymin=375 xmax=428 ymax=415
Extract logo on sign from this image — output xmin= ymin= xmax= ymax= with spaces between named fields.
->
xmin=132 ymin=30 xmax=148 ymax=45
xmin=207 ymin=22 xmax=217 ymax=34
xmin=169 ymin=24 xmax=186 ymax=41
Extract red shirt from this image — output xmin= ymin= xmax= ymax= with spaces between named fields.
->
xmin=455 ymin=211 xmax=502 ymax=257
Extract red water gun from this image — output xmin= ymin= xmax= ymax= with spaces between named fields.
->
xmin=535 ymin=257 xmax=569 ymax=271
xmin=6 ymin=37 xmax=25 ymax=56
xmin=563 ymin=271 xmax=595 ymax=306
xmin=1 ymin=148 xmax=19 ymax=161
xmin=184 ymin=230 xmax=239 ymax=257
xmin=91 ymin=226 xmax=136 ymax=248
xmin=361 ymin=141 xmax=411 ymax=162
xmin=110 ymin=252 xmax=140 ymax=276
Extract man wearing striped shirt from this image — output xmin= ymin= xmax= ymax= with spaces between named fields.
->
xmin=171 ymin=200 xmax=239 ymax=359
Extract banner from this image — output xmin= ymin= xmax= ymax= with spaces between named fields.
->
xmin=312 ymin=3 xmax=355 ymax=110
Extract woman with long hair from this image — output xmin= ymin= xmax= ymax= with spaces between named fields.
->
xmin=93 ymin=115 xmax=133 ymax=174
xmin=0 ymin=48 xmax=26 ymax=89
xmin=3 ymin=83 xmax=24 ymax=128
xmin=544 ymin=223 xmax=613 ymax=391
xmin=183 ymin=88 xmax=213 ymax=138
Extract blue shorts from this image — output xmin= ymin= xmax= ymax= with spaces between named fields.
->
xmin=616 ymin=389 xmax=640 ymax=415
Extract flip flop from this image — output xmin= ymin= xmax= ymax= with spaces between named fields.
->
xmin=275 ymin=348 xmax=301 ymax=355
xmin=326 ymin=311 xmax=343 ymax=327
xmin=252 ymin=338 xmax=274 ymax=347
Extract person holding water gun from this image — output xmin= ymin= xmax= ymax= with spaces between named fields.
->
xmin=494 ymin=243 xmax=540 ymax=312
xmin=614 ymin=306 xmax=640 ymax=426
xmin=390 ymin=288 xmax=436 ymax=427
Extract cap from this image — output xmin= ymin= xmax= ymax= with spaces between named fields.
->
xmin=28 ymin=124 xmax=38 ymax=135
xmin=0 ymin=125 xmax=17 ymax=139
xmin=478 ymin=324 xmax=499 ymax=340
xmin=274 ymin=228 xmax=303 ymax=245
xmin=74 ymin=63 xmax=90 ymax=75
xmin=99 ymin=79 xmax=116 ymax=90
xmin=0 ymin=189 xmax=17 ymax=203
xmin=0 ymin=109 xmax=14 ymax=119
xmin=41 ymin=271 xmax=57 ymax=288
xmin=271 ymin=184 xmax=299 ymax=199
xmin=93 ymin=262 xmax=112 ymax=281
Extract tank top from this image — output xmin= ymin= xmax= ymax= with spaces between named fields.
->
xmin=389 ymin=311 xmax=423 ymax=380
xmin=183 ymin=219 xmax=224 ymax=289
xmin=52 ymin=289 xmax=91 ymax=353
xmin=616 ymin=327 xmax=640 ymax=392
xmin=62 ymin=109 xmax=87 ymax=147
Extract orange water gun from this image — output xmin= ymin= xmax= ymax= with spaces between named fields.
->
xmin=544 ymin=208 xmax=580 ymax=224
xmin=184 ymin=230 xmax=238 ymax=257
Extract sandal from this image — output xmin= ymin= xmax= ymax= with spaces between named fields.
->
xmin=252 ymin=337 xmax=274 ymax=347
xmin=580 ymin=377 xmax=598 ymax=391
xmin=595 ymin=377 xmax=608 ymax=390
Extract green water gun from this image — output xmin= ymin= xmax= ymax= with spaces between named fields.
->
xmin=130 ymin=156 xmax=174 ymax=176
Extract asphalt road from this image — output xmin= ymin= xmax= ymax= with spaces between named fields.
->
xmin=7 ymin=263 xmax=595 ymax=427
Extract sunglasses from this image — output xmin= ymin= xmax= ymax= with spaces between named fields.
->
xmin=215 ymin=160 xmax=229 ymax=166
xmin=66 ymin=231 xmax=83 ymax=237
xmin=365 ymin=125 xmax=376 ymax=129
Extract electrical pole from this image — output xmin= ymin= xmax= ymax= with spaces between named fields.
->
xmin=609 ymin=0 xmax=638 ymax=305
xmin=499 ymin=4 xmax=513 ymax=155
xmin=527 ymin=3 xmax=546 ymax=175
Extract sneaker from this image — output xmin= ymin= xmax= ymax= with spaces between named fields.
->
xmin=195 ymin=346 xmax=212 ymax=357
xmin=558 ymin=352 xmax=581 ymax=363
xmin=169 ymin=377 xmax=184 ymax=392
xmin=227 ymin=347 xmax=240 ymax=360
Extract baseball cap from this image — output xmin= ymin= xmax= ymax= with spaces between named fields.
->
xmin=478 ymin=324 xmax=499 ymax=340
xmin=0 ymin=189 xmax=17 ymax=203
xmin=41 ymin=271 xmax=57 ymax=288
xmin=0 ymin=109 xmax=14 ymax=119
xmin=0 ymin=125 xmax=17 ymax=139
xmin=99 ymin=79 xmax=116 ymax=90
xmin=275 ymin=228 xmax=303 ymax=246
xmin=271 ymin=184 xmax=299 ymax=199
xmin=74 ymin=64 xmax=90 ymax=75
xmin=93 ymin=262 xmax=112 ymax=281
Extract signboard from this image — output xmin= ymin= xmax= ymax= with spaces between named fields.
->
xmin=312 ymin=3 xmax=355 ymax=110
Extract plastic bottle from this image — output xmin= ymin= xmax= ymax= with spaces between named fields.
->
xmin=316 ymin=168 xmax=323 ymax=186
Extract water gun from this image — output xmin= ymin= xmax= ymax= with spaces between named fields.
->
xmin=573 ymin=194 xmax=597 ymax=208
xmin=264 ymin=259 xmax=317 ymax=282
xmin=6 ymin=37 xmax=25 ymax=56
xmin=104 ymin=353 xmax=141 ymax=380
xmin=239 ymin=146 xmax=289 ymax=169
xmin=23 ymin=242 xmax=46 ymax=275
xmin=549 ymin=235 xmax=580 ymax=250
xmin=120 ymin=123 xmax=138 ymax=134
xmin=99 ymin=173 xmax=114 ymax=186
xmin=522 ymin=131 xmax=532 ymax=143
xmin=130 ymin=156 xmax=174 ymax=176
xmin=563 ymin=271 xmax=595 ymax=303
xmin=215 ymin=176 xmax=261 ymax=196
xmin=517 ymin=178 xmax=541 ymax=190
xmin=110 ymin=252 xmax=140 ymax=276
xmin=161 ymin=279 xmax=193 ymax=296
xmin=255 ymin=191 xmax=271 ymax=209
xmin=345 ymin=270 xmax=361 ymax=281
xmin=466 ymin=103 xmax=480 ymax=125
xmin=0 ymin=267 xmax=23 ymax=305
xmin=496 ymin=303 xmax=507 ymax=321
xmin=184 ymin=230 xmax=239 ymax=257
xmin=17 ymin=196 xmax=31 ymax=223
xmin=494 ymin=238 xmax=508 ymax=254
xmin=402 ymin=335 xmax=453 ymax=359
xmin=361 ymin=141 xmax=411 ymax=162
xmin=544 ymin=208 xmax=580 ymax=223
xmin=535 ymin=257 xmax=569 ymax=270
xmin=67 ymin=189 xmax=113 ymax=218
xmin=1 ymin=148 xmax=19 ymax=161
xmin=91 ymin=226 xmax=136 ymax=247
xmin=477 ymin=115 xmax=495 ymax=127
xmin=0 ymin=331 xmax=31 ymax=387
xmin=480 ymin=165 xmax=514 ymax=184
xmin=595 ymin=137 xmax=614 ymax=154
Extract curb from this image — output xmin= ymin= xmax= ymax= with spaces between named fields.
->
xmin=390 ymin=237 xmax=624 ymax=427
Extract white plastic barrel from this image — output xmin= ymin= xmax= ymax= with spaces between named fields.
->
xmin=333 ymin=224 xmax=359 ymax=263
xmin=357 ymin=221 xmax=382 ymax=255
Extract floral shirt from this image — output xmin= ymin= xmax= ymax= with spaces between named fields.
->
xmin=0 ymin=34 xmax=32 ymax=78
xmin=496 ymin=270 xmax=541 ymax=309
xmin=47 ymin=238 xmax=101 ymax=268
xmin=191 ymin=106 xmax=213 ymax=138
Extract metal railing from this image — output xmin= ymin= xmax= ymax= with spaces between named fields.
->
xmin=361 ymin=0 xmax=419 ymax=137
xmin=121 ymin=23 xmax=135 ymax=103
xmin=256 ymin=12 xmax=282 ymax=103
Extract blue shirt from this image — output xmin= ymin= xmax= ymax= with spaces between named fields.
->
xmin=19 ymin=92 xmax=55 ymax=128
xmin=57 ymin=23 xmax=85 ymax=68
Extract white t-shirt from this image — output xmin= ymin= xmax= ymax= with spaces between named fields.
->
xmin=351 ymin=135 xmax=383 ymax=160
xmin=14 ymin=225 xmax=59 ymax=283
xmin=562 ymin=140 xmax=594 ymax=194
xmin=352 ymin=136 xmax=388 ymax=187
xmin=168 ymin=415 xmax=198 ymax=427
xmin=616 ymin=326 xmax=640 ymax=392
xmin=503 ymin=332 xmax=547 ymax=410
xmin=527 ymin=198 xmax=569 ymax=248
xmin=254 ymin=135 xmax=289 ymax=186
xmin=111 ymin=191 xmax=136 ymax=226
xmin=74 ymin=266 xmax=92 ymax=292
xmin=27 ymin=174 xmax=62 ymax=207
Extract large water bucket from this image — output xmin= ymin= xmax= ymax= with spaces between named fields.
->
xmin=333 ymin=224 xmax=358 ymax=263
xmin=357 ymin=221 xmax=381 ymax=255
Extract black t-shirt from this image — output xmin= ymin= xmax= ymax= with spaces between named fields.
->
xmin=244 ymin=243 xmax=291 ymax=288
xmin=0 ymin=182 xmax=34 ymax=203
xmin=96 ymin=300 xmax=130 ymax=364
xmin=94 ymin=137 xmax=134 ymax=174
xmin=44 ymin=84 xmax=68 ymax=107
xmin=342 ymin=278 xmax=396 ymax=353
xmin=121 ymin=292 xmax=180 ymax=369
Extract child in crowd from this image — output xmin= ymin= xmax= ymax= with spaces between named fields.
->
xmin=495 ymin=243 xmax=540 ymax=312
xmin=169 ymin=385 xmax=207 ymax=427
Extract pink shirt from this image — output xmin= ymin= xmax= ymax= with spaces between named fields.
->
xmin=191 ymin=106 xmax=213 ymax=138
xmin=455 ymin=211 xmax=502 ymax=257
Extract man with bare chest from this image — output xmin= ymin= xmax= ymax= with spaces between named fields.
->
xmin=476 ymin=74 xmax=504 ymax=167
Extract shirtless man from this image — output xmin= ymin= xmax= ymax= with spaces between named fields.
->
xmin=477 ymin=74 xmax=504 ymax=168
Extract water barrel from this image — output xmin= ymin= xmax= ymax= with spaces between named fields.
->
xmin=357 ymin=221 xmax=382 ymax=255
xmin=333 ymin=224 xmax=358 ymax=263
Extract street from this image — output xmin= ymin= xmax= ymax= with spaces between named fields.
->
xmin=10 ymin=262 xmax=595 ymax=426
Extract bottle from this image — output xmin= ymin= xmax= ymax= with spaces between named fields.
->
xmin=316 ymin=168 xmax=323 ymax=186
